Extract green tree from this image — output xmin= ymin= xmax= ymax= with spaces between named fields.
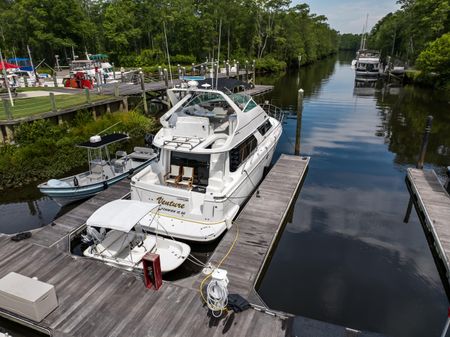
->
xmin=416 ymin=33 xmax=450 ymax=80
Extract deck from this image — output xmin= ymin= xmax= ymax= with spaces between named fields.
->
xmin=0 ymin=155 xmax=386 ymax=336
xmin=99 ymin=80 xmax=274 ymax=98
xmin=406 ymin=168 xmax=450 ymax=286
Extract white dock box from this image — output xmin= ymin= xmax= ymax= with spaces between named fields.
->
xmin=0 ymin=272 xmax=58 ymax=322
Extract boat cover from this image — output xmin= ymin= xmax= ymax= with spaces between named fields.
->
xmin=86 ymin=200 xmax=159 ymax=232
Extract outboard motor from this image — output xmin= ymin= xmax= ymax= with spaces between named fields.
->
xmin=445 ymin=166 xmax=450 ymax=194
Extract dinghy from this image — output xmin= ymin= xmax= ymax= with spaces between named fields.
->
xmin=82 ymin=200 xmax=191 ymax=273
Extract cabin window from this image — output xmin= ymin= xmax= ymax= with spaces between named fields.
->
xmin=243 ymin=99 xmax=257 ymax=112
xmin=170 ymin=152 xmax=210 ymax=187
xmin=229 ymin=135 xmax=258 ymax=172
xmin=258 ymin=120 xmax=272 ymax=136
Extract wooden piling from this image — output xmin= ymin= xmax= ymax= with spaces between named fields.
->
xmin=2 ymin=99 xmax=12 ymax=120
xmin=163 ymin=69 xmax=169 ymax=87
xmin=236 ymin=61 xmax=240 ymax=80
xmin=295 ymin=89 xmax=304 ymax=155
xmin=245 ymin=60 xmax=249 ymax=83
xmin=139 ymin=71 xmax=148 ymax=114
xmin=49 ymin=93 xmax=57 ymax=113
xmin=113 ymin=83 xmax=119 ymax=97
xmin=53 ymin=73 xmax=58 ymax=88
xmin=85 ymin=89 xmax=91 ymax=104
xmin=226 ymin=62 xmax=230 ymax=78
xmin=417 ymin=115 xmax=433 ymax=169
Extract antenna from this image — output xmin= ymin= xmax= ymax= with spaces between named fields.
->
xmin=215 ymin=18 xmax=222 ymax=89
xmin=163 ymin=21 xmax=173 ymax=87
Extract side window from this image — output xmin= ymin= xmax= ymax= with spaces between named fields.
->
xmin=258 ymin=120 xmax=272 ymax=136
xmin=243 ymin=99 xmax=257 ymax=112
xmin=229 ymin=135 xmax=258 ymax=172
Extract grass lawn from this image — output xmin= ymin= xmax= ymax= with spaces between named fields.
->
xmin=0 ymin=94 xmax=111 ymax=120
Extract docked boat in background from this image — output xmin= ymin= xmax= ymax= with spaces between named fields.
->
xmin=82 ymin=200 xmax=190 ymax=273
xmin=38 ymin=133 xmax=157 ymax=206
xmin=355 ymin=49 xmax=382 ymax=78
xmin=130 ymin=80 xmax=283 ymax=242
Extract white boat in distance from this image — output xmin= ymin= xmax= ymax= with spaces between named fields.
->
xmin=355 ymin=49 xmax=382 ymax=78
xmin=82 ymin=200 xmax=191 ymax=273
xmin=130 ymin=80 xmax=283 ymax=242
xmin=38 ymin=133 xmax=157 ymax=206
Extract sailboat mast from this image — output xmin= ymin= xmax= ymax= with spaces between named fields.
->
xmin=215 ymin=18 xmax=222 ymax=89
xmin=163 ymin=21 xmax=173 ymax=87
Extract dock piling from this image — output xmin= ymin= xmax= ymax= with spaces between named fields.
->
xmin=2 ymin=99 xmax=12 ymax=120
xmin=245 ymin=60 xmax=249 ymax=83
xmin=295 ymin=89 xmax=304 ymax=155
xmin=139 ymin=71 xmax=148 ymax=114
xmin=226 ymin=62 xmax=230 ymax=78
xmin=163 ymin=69 xmax=169 ymax=87
xmin=236 ymin=61 xmax=240 ymax=80
xmin=85 ymin=89 xmax=91 ymax=104
xmin=113 ymin=83 xmax=119 ymax=97
xmin=49 ymin=93 xmax=57 ymax=113
xmin=417 ymin=115 xmax=433 ymax=169
xmin=404 ymin=115 xmax=434 ymax=223
xmin=445 ymin=167 xmax=450 ymax=194
xmin=53 ymin=73 xmax=58 ymax=88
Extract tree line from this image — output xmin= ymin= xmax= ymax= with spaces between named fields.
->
xmin=368 ymin=0 xmax=449 ymax=83
xmin=0 ymin=0 xmax=339 ymax=70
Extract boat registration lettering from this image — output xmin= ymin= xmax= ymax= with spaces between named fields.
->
xmin=156 ymin=197 xmax=185 ymax=209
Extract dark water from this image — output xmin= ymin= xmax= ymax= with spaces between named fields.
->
xmin=258 ymin=54 xmax=450 ymax=337
xmin=0 ymin=54 xmax=449 ymax=337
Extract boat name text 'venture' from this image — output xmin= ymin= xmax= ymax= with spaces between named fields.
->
xmin=156 ymin=197 xmax=185 ymax=209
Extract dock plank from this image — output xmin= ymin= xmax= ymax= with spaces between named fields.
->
xmin=406 ymin=168 xmax=450 ymax=285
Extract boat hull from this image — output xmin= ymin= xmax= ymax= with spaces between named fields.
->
xmin=83 ymin=235 xmax=190 ymax=273
xmin=39 ymin=160 xmax=153 ymax=206
xmin=135 ymin=125 xmax=281 ymax=242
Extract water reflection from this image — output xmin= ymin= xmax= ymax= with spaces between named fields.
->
xmin=258 ymin=54 xmax=449 ymax=337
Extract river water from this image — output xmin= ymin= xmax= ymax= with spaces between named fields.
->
xmin=0 ymin=54 xmax=449 ymax=337
xmin=258 ymin=54 xmax=450 ymax=337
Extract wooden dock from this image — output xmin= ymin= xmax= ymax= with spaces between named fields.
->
xmin=0 ymin=155 xmax=386 ymax=337
xmin=406 ymin=168 xmax=450 ymax=288
xmin=99 ymin=80 xmax=274 ymax=98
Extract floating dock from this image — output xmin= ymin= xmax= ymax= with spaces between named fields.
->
xmin=406 ymin=168 xmax=450 ymax=290
xmin=0 ymin=155 xmax=385 ymax=336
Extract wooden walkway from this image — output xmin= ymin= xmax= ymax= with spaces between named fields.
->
xmin=406 ymin=168 xmax=450 ymax=285
xmin=0 ymin=155 xmax=386 ymax=337
xmin=99 ymin=80 xmax=274 ymax=98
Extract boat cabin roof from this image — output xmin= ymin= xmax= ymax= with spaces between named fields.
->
xmin=77 ymin=133 xmax=129 ymax=149
xmin=86 ymin=200 xmax=159 ymax=232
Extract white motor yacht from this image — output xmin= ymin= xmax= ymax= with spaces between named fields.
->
xmin=130 ymin=82 xmax=282 ymax=242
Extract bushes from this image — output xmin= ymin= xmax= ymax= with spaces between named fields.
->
xmin=416 ymin=33 xmax=450 ymax=86
xmin=255 ymin=56 xmax=287 ymax=73
xmin=0 ymin=110 xmax=159 ymax=189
